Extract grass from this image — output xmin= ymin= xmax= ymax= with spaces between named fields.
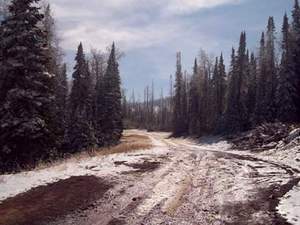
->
xmin=33 ymin=130 xmax=153 ymax=171
xmin=91 ymin=131 xmax=152 ymax=156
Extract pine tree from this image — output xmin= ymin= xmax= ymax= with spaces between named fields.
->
xmin=68 ymin=43 xmax=96 ymax=151
xmin=247 ymin=52 xmax=257 ymax=122
xmin=173 ymin=52 xmax=185 ymax=136
xmin=292 ymin=0 xmax=300 ymax=121
xmin=188 ymin=59 xmax=200 ymax=135
xmin=43 ymin=4 xmax=67 ymax=147
xmin=254 ymin=32 xmax=268 ymax=124
xmin=94 ymin=58 xmax=106 ymax=145
xmin=101 ymin=43 xmax=123 ymax=145
xmin=0 ymin=0 xmax=57 ymax=170
xmin=225 ymin=32 xmax=249 ymax=132
xmin=265 ymin=17 xmax=278 ymax=121
xmin=198 ymin=50 xmax=212 ymax=134
xmin=212 ymin=54 xmax=226 ymax=131
xmin=277 ymin=14 xmax=298 ymax=122
xmin=182 ymin=71 xmax=189 ymax=132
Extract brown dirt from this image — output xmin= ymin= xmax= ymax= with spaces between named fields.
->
xmin=220 ymin=178 xmax=300 ymax=225
xmin=214 ymin=150 xmax=300 ymax=225
xmin=107 ymin=218 xmax=126 ymax=225
xmin=0 ymin=176 xmax=112 ymax=225
xmin=114 ymin=160 xmax=161 ymax=174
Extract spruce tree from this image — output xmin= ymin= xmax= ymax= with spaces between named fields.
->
xmin=254 ymin=32 xmax=268 ymax=124
xmin=225 ymin=32 xmax=249 ymax=132
xmin=277 ymin=14 xmax=298 ymax=122
xmin=68 ymin=43 xmax=96 ymax=151
xmin=292 ymin=0 xmax=300 ymax=121
xmin=188 ymin=59 xmax=200 ymax=135
xmin=43 ymin=4 xmax=67 ymax=147
xmin=0 ymin=0 xmax=57 ymax=170
xmin=101 ymin=43 xmax=123 ymax=145
xmin=212 ymin=54 xmax=226 ymax=131
xmin=173 ymin=52 xmax=185 ymax=136
xmin=211 ymin=57 xmax=219 ymax=128
xmin=94 ymin=57 xmax=106 ymax=146
xmin=247 ymin=52 xmax=257 ymax=122
xmin=182 ymin=71 xmax=189 ymax=133
xmin=265 ymin=17 xmax=278 ymax=121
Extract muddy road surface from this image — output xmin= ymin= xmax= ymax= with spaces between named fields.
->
xmin=0 ymin=130 xmax=299 ymax=225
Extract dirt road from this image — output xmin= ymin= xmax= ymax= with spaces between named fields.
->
xmin=0 ymin=130 xmax=299 ymax=225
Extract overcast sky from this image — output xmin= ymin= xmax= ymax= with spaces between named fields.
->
xmin=48 ymin=0 xmax=293 ymax=99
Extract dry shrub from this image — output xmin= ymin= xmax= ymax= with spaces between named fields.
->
xmin=33 ymin=132 xmax=153 ymax=171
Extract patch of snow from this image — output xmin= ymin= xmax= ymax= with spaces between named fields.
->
xmin=0 ymin=133 xmax=170 ymax=202
xmin=277 ymin=184 xmax=300 ymax=225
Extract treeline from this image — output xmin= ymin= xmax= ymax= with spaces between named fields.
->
xmin=123 ymin=84 xmax=173 ymax=131
xmin=125 ymin=1 xmax=300 ymax=136
xmin=0 ymin=0 xmax=123 ymax=172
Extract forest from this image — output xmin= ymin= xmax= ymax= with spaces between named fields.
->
xmin=0 ymin=1 xmax=300 ymax=225
xmin=1 ymin=0 xmax=300 ymax=172
xmin=0 ymin=0 xmax=123 ymax=172
xmin=124 ymin=1 xmax=300 ymax=137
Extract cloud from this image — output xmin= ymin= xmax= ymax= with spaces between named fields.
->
xmin=61 ymin=22 xmax=177 ymax=51
xmin=48 ymin=0 xmax=242 ymax=51
xmin=165 ymin=0 xmax=241 ymax=15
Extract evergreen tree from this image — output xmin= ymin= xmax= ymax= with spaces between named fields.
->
xmin=265 ymin=17 xmax=278 ymax=121
xmin=212 ymin=53 xmax=226 ymax=130
xmin=173 ymin=52 xmax=185 ymax=136
xmin=182 ymin=71 xmax=189 ymax=132
xmin=198 ymin=50 xmax=212 ymax=134
xmin=247 ymin=52 xmax=257 ymax=122
xmin=43 ymin=4 xmax=67 ymax=146
xmin=254 ymin=32 xmax=268 ymax=124
xmin=225 ymin=32 xmax=249 ymax=132
xmin=101 ymin=43 xmax=123 ymax=145
xmin=277 ymin=14 xmax=298 ymax=122
xmin=68 ymin=43 xmax=96 ymax=151
xmin=94 ymin=57 xmax=106 ymax=146
xmin=211 ymin=57 xmax=219 ymax=128
xmin=292 ymin=0 xmax=300 ymax=121
xmin=0 ymin=0 xmax=57 ymax=170
xmin=188 ymin=59 xmax=200 ymax=135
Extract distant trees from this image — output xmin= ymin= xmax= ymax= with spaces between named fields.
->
xmin=173 ymin=52 xmax=187 ymax=136
xmin=184 ymin=1 xmax=300 ymax=135
xmin=125 ymin=0 xmax=300 ymax=137
xmin=0 ymin=0 xmax=123 ymax=172
xmin=225 ymin=32 xmax=250 ymax=132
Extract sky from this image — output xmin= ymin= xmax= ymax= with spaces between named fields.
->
xmin=48 ymin=0 xmax=294 ymax=99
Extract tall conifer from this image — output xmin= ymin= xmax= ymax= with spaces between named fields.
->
xmin=0 ymin=0 xmax=57 ymax=169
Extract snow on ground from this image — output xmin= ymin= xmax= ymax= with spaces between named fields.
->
xmin=0 ymin=134 xmax=170 ymax=203
xmin=1 ymin=130 xmax=299 ymax=225
xmin=167 ymin=134 xmax=300 ymax=225
xmin=277 ymin=184 xmax=300 ymax=225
